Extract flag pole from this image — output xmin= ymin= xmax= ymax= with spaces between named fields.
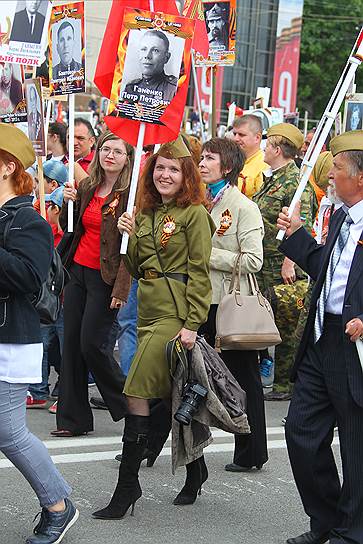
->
xmin=67 ymin=93 xmax=75 ymax=232
xmin=191 ymin=50 xmax=206 ymax=142
xmin=37 ymin=157 xmax=46 ymax=219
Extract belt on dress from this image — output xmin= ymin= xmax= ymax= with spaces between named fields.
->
xmin=143 ymin=269 xmax=188 ymax=284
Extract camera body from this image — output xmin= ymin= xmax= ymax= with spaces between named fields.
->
xmin=174 ymin=381 xmax=208 ymax=426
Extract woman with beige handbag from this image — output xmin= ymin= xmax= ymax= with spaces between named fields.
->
xmin=199 ymin=137 xmax=269 ymax=473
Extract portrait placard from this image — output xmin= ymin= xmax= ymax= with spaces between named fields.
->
xmin=108 ymin=8 xmax=194 ymax=125
xmin=343 ymin=94 xmax=363 ymax=132
xmin=49 ymin=1 xmax=85 ymax=96
xmin=0 ymin=63 xmax=27 ymax=123
xmin=195 ymin=0 xmax=236 ymax=66
xmin=24 ymin=77 xmax=45 ymax=155
xmin=0 ymin=1 xmax=51 ymax=67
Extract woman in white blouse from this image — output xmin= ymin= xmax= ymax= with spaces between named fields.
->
xmin=199 ymin=137 xmax=268 ymax=472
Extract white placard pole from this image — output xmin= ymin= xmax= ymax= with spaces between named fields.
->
xmin=68 ymin=93 xmax=75 ymax=232
xmin=191 ymin=50 xmax=206 ymax=142
xmin=227 ymin=102 xmax=236 ymax=128
xmin=120 ymin=122 xmax=146 ymax=254
xmin=276 ymin=28 xmax=363 ymax=241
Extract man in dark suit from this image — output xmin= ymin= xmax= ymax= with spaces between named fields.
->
xmin=10 ymin=0 xmax=45 ymax=44
xmin=277 ymin=130 xmax=363 ymax=544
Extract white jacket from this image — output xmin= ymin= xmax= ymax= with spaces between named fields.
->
xmin=209 ymin=185 xmax=264 ymax=304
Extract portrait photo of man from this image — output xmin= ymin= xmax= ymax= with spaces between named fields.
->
xmin=52 ymin=20 xmax=82 ymax=80
xmin=10 ymin=0 xmax=46 ymax=44
xmin=123 ymin=29 xmax=178 ymax=104
xmin=346 ymin=102 xmax=363 ymax=131
xmin=205 ymin=2 xmax=229 ymax=51
xmin=26 ymin=84 xmax=42 ymax=141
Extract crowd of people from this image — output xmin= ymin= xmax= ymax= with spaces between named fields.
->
xmin=0 ymin=111 xmax=363 ymax=544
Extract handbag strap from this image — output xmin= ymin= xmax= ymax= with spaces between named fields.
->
xmin=166 ymin=336 xmax=191 ymax=381
xmin=228 ymin=253 xmax=263 ymax=299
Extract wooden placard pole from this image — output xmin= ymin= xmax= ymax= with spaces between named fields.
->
xmin=211 ymin=65 xmax=217 ymax=138
xmin=67 ymin=93 xmax=75 ymax=232
xmin=37 ymin=156 xmax=46 ymax=219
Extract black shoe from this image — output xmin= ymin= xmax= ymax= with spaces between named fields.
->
xmin=26 ymin=498 xmax=79 ymax=543
xmin=90 ymin=397 xmax=108 ymax=410
xmin=92 ymin=415 xmax=149 ymax=520
xmin=173 ymin=456 xmax=208 ymax=505
xmin=286 ymin=530 xmax=330 ymax=544
xmin=225 ymin=463 xmax=263 ymax=472
xmin=114 ymin=446 xmax=160 ymax=467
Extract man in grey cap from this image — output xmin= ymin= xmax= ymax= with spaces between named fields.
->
xmin=206 ymin=2 xmax=229 ymax=51
xmin=122 ymin=30 xmax=177 ymax=105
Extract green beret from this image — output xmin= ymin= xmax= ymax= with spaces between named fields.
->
xmin=0 ymin=124 xmax=35 ymax=169
xmin=312 ymin=151 xmax=333 ymax=191
xmin=158 ymin=135 xmax=191 ymax=160
xmin=329 ymin=130 xmax=363 ymax=157
xmin=267 ymin=123 xmax=304 ymax=150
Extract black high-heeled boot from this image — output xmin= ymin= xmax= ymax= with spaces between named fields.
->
xmin=173 ymin=455 xmax=208 ymax=505
xmin=92 ymin=414 xmax=149 ymax=520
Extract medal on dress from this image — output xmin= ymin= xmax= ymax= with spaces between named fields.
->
xmin=216 ymin=209 xmax=232 ymax=236
xmin=161 ymin=215 xmax=176 ymax=248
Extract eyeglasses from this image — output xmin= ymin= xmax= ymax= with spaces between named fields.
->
xmin=100 ymin=146 xmax=127 ymax=158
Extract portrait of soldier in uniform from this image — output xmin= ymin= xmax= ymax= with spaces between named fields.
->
xmin=26 ymin=84 xmax=42 ymax=141
xmin=346 ymin=102 xmax=363 ymax=131
xmin=123 ymin=29 xmax=178 ymax=104
xmin=205 ymin=2 xmax=229 ymax=51
xmin=52 ymin=20 xmax=82 ymax=81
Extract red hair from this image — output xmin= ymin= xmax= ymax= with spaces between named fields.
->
xmin=136 ymin=154 xmax=206 ymax=212
xmin=0 ymin=150 xmax=33 ymax=195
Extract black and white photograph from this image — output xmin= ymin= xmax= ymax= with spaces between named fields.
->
xmin=51 ymin=18 xmax=83 ymax=81
xmin=344 ymin=95 xmax=363 ymax=132
xmin=204 ymin=2 xmax=230 ymax=53
xmin=9 ymin=0 xmax=49 ymax=45
xmin=24 ymin=78 xmax=45 ymax=155
xmin=119 ymin=27 xmax=184 ymax=121
xmin=0 ymin=63 xmax=26 ymax=123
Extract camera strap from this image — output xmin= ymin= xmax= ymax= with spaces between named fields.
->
xmin=166 ymin=337 xmax=191 ymax=381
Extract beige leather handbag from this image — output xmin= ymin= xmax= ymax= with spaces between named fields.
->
xmin=215 ymin=254 xmax=282 ymax=351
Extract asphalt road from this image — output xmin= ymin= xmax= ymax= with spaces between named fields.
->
xmin=0 ymin=392 xmax=341 ymax=544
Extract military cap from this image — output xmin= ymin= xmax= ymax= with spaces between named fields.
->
xmin=312 ymin=151 xmax=333 ymax=191
xmin=267 ymin=123 xmax=304 ymax=150
xmin=329 ymin=130 xmax=363 ymax=157
xmin=207 ymin=3 xmax=227 ymax=20
xmin=0 ymin=123 xmax=35 ymax=169
xmin=158 ymin=135 xmax=191 ymax=159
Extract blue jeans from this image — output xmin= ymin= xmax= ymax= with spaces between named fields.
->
xmin=29 ymin=307 xmax=64 ymax=400
xmin=0 ymin=380 xmax=71 ymax=507
xmin=117 ymin=279 xmax=138 ymax=375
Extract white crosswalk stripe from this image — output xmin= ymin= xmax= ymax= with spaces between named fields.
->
xmin=0 ymin=427 xmax=339 ymax=470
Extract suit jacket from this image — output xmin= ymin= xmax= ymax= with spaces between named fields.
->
xmin=280 ymin=206 xmax=363 ymax=406
xmin=10 ymin=10 xmax=45 ymax=44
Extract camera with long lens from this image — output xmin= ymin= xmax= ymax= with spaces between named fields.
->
xmin=174 ymin=381 xmax=208 ymax=426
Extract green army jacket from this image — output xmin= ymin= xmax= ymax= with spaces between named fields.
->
xmin=124 ymin=202 xmax=216 ymax=331
xmin=253 ymin=161 xmax=316 ymax=260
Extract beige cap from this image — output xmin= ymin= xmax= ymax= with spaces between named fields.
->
xmin=158 ymin=135 xmax=191 ymax=159
xmin=267 ymin=123 xmax=304 ymax=150
xmin=329 ymin=130 xmax=363 ymax=157
xmin=312 ymin=151 xmax=333 ymax=191
xmin=0 ymin=123 xmax=35 ymax=169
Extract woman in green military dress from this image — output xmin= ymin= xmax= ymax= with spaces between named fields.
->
xmin=93 ymin=136 xmax=215 ymax=520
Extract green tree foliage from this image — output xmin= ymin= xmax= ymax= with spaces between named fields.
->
xmin=298 ymin=0 xmax=363 ymax=119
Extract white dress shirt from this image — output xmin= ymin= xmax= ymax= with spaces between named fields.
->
xmin=0 ymin=343 xmax=43 ymax=384
xmin=325 ymin=199 xmax=363 ymax=314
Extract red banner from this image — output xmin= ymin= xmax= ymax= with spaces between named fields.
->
xmin=271 ymin=1 xmax=304 ymax=114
